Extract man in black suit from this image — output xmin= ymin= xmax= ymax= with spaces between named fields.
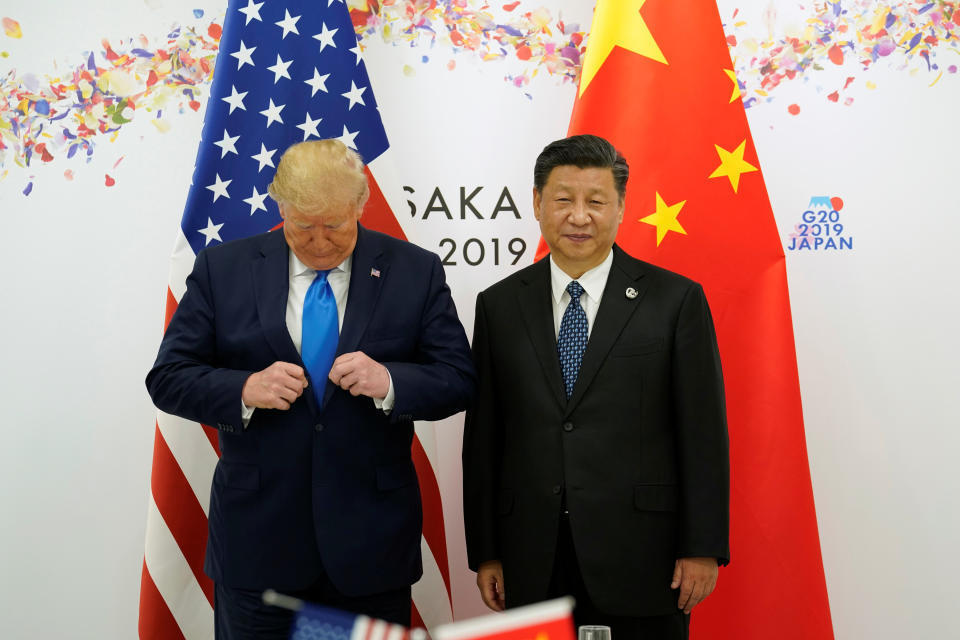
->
xmin=147 ymin=139 xmax=475 ymax=639
xmin=462 ymin=135 xmax=729 ymax=638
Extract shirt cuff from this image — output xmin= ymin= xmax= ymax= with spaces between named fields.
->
xmin=241 ymin=402 xmax=255 ymax=429
xmin=373 ymin=371 xmax=395 ymax=414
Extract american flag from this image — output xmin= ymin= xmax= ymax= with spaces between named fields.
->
xmin=140 ymin=1 xmax=452 ymax=637
xmin=289 ymin=603 xmax=410 ymax=640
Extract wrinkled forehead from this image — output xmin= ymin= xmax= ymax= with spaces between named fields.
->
xmin=284 ymin=202 xmax=359 ymax=227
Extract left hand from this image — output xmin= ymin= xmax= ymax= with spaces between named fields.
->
xmin=476 ymin=560 xmax=505 ymax=612
xmin=329 ymin=351 xmax=390 ymax=399
xmin=671 ymin=557 xmax=718 ymax=614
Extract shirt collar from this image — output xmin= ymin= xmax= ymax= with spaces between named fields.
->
xmin=288 ymin=249 xmax=352 ymax=279
xmin=549 ymin=249 xmax=614 ymax=305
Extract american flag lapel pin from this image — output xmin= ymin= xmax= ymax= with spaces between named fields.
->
xmin=370 ymin=267 xmax=381 ymax=278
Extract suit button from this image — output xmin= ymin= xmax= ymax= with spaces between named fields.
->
xmin=562 ymin=421 xmax=574 ymax=432
xmin=552 ymin=485 xmax=562 ymax=495
xmin=314 ymin=423 xmax=324 ymax=432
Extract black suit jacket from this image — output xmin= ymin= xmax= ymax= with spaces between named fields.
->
xmin=147 ymin=224 xmax=475 ymax=596
xmin=463 ymin=245 xmax=728 ymax=616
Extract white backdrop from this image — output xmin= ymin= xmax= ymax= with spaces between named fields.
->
xmin=1 ymin=1 xmax=958 ymax=638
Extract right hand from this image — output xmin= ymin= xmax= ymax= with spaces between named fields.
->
xmin=477 ymin=560 xmax=505 ymax=612
xmin=241 ymin=361 xmax=308 ymax=410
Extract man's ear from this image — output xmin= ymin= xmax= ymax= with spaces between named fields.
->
xmin=356 ymin=186 xmax=370 ymax=218
xmin=532 ymin=188 xmax=542 ymax=221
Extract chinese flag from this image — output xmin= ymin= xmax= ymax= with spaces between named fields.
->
xmin=432 ymin=598 xmax=575 ymax=640
xmin=545 ymin=1 xmax=835 ymax=637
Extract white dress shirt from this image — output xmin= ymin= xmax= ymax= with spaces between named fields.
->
xmin=286 ymin=251 xmax=351 ymax=351
xmin=549 ymin=250 xmax=614 ymax=339
xmin=242 ymin=249 xmax=393 ymax=424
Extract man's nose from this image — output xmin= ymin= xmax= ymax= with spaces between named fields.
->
xmin=568 ymin=202 xmax=590 ymax=224
xmin=308 ymin=230 xmax=331 ymax=248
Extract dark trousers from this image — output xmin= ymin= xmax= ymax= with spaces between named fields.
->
xmin=214 ymin=568 xmax=411 ymax=640
xmin=547 ymin=513 xmax=689 ymax=640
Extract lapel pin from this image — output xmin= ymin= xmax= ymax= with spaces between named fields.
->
xmin=370 ymin=267 xmax=381 ymax=278
xmin=625 ymin=287 xmax=638 ymax=299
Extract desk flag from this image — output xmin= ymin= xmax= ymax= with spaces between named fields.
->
xmin=290 ymin=602 xmax=411 ymax=640
xmin=432 ymin=598 xmax=575 ymax=640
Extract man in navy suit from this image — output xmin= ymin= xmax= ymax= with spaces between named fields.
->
xmin=147 ymin=139 xmax=475 ymax=639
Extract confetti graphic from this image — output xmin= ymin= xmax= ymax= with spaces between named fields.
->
xmin=725 ymin=1 xmax=960 ymax=112
xmin=348 ymin=0 xmax=588 ymax=90
xmin=0 ymin=2 xmax=582 ymax=189
xmin=2 ymin=0 xmax=957 ymax=190
xmin=2 ymin=17 xmax=23 ymax=39
xmin=0 ymin=20 xmax=221 ymax=184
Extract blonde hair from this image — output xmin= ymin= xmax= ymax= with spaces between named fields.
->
xmin=268 ymin=139 xmax=370 ymax=215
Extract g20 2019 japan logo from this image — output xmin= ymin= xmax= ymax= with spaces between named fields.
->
xmin=787 ymin=196 xmax=853 ymax=252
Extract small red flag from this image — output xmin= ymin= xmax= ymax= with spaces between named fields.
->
xmin=433 ymin=598 xmax=575 ymax=640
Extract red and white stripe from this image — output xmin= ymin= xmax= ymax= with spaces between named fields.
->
xmin=411 ymin=423 xmax=454 ymax=629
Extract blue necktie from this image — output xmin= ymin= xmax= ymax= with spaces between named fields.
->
xmin=557 ymin=280 xmax=588 ymax=399
xmin=302 ymin=270 xmax=339 ymax=407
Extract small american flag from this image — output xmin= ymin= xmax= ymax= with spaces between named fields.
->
xmin=370 ymin=267 xmax=381 ymax=278
xmin=290 ymin=603 xmax=410 ymax=640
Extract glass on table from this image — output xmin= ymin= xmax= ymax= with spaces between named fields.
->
xmin=577 ymin=625 xmax=611 ymax=640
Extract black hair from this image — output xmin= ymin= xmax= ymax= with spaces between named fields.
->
xmin=533 ymin=134 xmax=629 ymax=200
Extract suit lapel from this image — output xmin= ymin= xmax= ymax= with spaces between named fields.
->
xmin=324 ymin=224 xmax=385 ymax=407
xmin=517 ymin=258 xmax=567 ymax=409
xmin=565 ymin=246 xmax=648 ymax=414
xmin=252 ymin=230 xmax=303 ymax=367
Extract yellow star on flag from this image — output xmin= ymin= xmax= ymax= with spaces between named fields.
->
xmin=708 ymin=140 xmax=757 ymax=193
xmin=724 ymin=68 xmax=741 ymax=103
xmin=640 ymin=192 xmax=687 ymax=246
xmin=579 ymin=0 xmax=667 ymax=97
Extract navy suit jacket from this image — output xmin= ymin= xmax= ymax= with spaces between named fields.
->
xmin=147 ymin=224 xmax=475 ymax=596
